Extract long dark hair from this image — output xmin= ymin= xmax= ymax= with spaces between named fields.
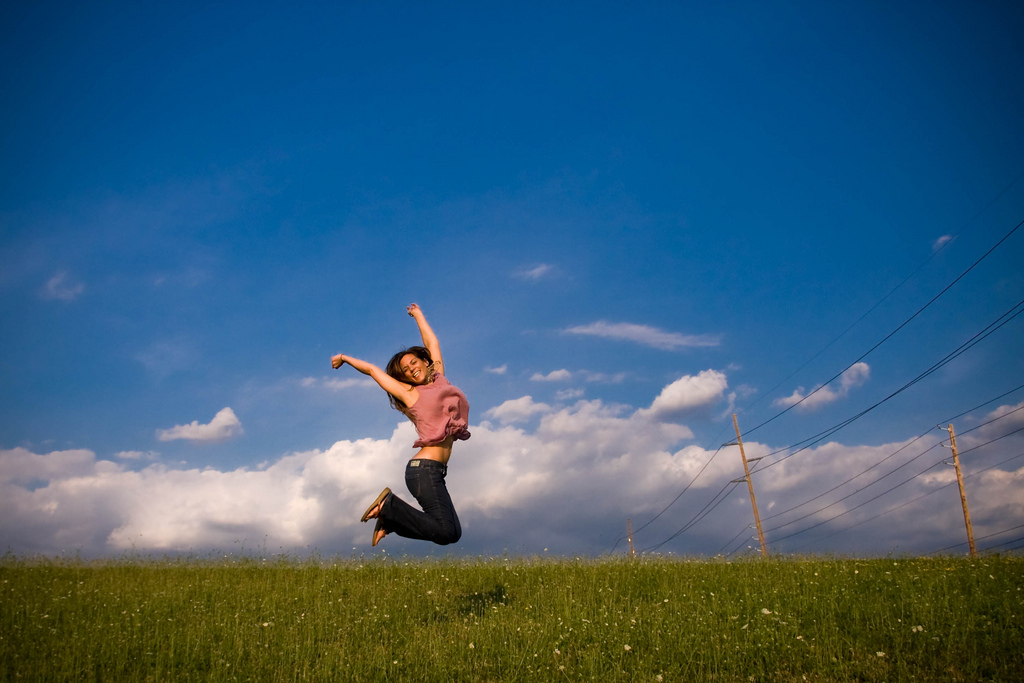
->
xmin=385 ymin=346 xmax=433 ymax=413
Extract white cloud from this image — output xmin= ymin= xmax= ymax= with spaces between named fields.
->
xmin=959 ymin=400 xmax=1024 ymax=448
xmin=485 ymin=365 xmax=508 ymax=375
xmin=514 ymin=263 xmax=555 ymax=281
xmin=4 ymin=386 xmax=1021 ymax=558
xmin=564 ymin=321 xmax=720 ymax=350
xmin=933 ymin=235 xmax=953 ymax=251
xmin=116 ymin=450 xmax=160 ymax=461
xmin=485 ymin=396 xmax=553 ymax=424
xmin=636 ymin=370 xmax=729 ymax=421
xmin=556 ymin=388 xmax=585 ymax=401
xmin=302 ymin=376 xmax=375 ymax=391
xmin=156 ymin=407 xmax=244 ymax=443
xmin=41 ymin=271 xmax=84 ymax=301
xmin=579 ymin=370 xmax=627 ymax=383
xmin=531 ymin=369 xmax=572 ymax=382
xmin=773 ymin=363 xmax=871 ymax=412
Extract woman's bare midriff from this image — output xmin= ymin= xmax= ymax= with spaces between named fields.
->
xmin=412 ymin=437 xmax=455 ymax=465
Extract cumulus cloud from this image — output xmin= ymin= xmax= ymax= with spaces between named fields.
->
xmin=485 ymin=396 xmax=553 ymax=424
xmin=4 ymin=382 xmax=1021 ymax=558
xmin=564 ymin=321 xmax=720 ymax=350
xmin=513 ymin=263 xmax=555 ymax=281
xmin=773 ymin=363 xmax=870 ymax=412
xmin=41 ymin=271 xmax=84 ymax=301
xmin=636 ymin=370 xmax=729 ymax=421
xmin=531 ymin=369 xmax=572 ymax=382
xmin=156 ymin=407 xmax=244 ymax=443
xmin=485 ymin=365 xmax=508 ymax=375
xmin=116 ymin=450 xmax=160 ymax=461
xmin=958 ymin=401 xmax=1024 ymax=449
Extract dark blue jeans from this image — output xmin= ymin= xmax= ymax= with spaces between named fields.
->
xmin=379 ymin=459 xmax=462 ymax=545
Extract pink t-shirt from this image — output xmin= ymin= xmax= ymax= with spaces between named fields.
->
xmin=406 ymin=373 xmax=471 ymax=448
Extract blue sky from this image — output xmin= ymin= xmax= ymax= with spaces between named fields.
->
xmin=2 ymin=1 xmax=1023 ymax=558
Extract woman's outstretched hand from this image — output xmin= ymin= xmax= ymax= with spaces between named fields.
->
xmin=407 ymin=303 xmax=422 ymax=317
xmin=331 ymin=354 xmax=345 ymax=369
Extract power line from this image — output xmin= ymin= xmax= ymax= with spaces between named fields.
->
xmin=932 ymin=523 xmax=1024 ymax=555
xmin=741 ymin=216 xmax=1024 ymax=440
xmin=761 ymin=431 xmax=936 ymax=523
xmin=715 ymin=524 xmax=752 ymax=556
xmin=956 ymin=404 xmax=1024 ymax=438
xmin=788 ymin=448 xmax=1024 ymax=552
xmin=629 ymin=385 xmax=1024 ymax=555
xmin=769 ymin=458 xmax=948 ymax=546
xmin=614 ymin=210 xmax=1024 ymax=555
xmin=776 ymin=436 xmax=1024 ymax=546
xmin=788 ymin=481 xmax=954 ymax=553
xmin=981 ymin=536 xmax=1024 ymax=554
xmin=762 ymin=399 xmax=1024 ymax=526
xmin=941 ymin=383 xmax=1024 ymax=425
xmin=959 ymin=425 xmax=1024 ymax=456
xmin=751 ymin=297 xmax=1024 ymax=473
xmin=736 ymin=171 xmax=1024 ymax=420
xmin=763 ymin=443 xmax=943 ymax=534
xmin=609 ymin=445 xmax=727 ymax=553
xmin=640 ymin=481 xmax=742 ymax=553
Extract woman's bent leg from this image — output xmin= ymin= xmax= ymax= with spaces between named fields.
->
xmin=378 ymin=460 xmax=461 ymax=545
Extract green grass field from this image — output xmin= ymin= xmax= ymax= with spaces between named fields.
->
xmin=2 ymin=554 xmax=1021 ymax=681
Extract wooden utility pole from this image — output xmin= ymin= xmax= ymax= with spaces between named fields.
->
xmin=732 ymin=414 xmax=768 ymax=557
xmin=627 ymin=518 xmax=635 ymax=559
xmin=947 ymin=423 xmax=977 ymax=558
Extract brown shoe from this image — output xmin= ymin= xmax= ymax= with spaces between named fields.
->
xmin=360 ymin=487 xmax=391 ymax=523
xmin=371 ymin=518 xmax=386 ymax=547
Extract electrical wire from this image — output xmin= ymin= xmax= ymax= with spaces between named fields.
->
xmin=629 ymin=385 xmax=1024 ymax=555
xmin=760 ymin=430 xmax=937 ymax=523
xmin=611 ymin=201 xmax=1023 ymax=555
xmin=958 ymin=425 xmax=1024 ymax=456
xmin=931 ymin=523 xmax=1024 ymax=555
xmin=763 ymin=443 xmax=943 ymax=534
xmin=942 ymin=383 xmax=1024 ymax=426
xmin=741 ymin=216 xmax=1024 ymax=440
xmin=789 ymin=449 xmax=1024 ymax=552
xmin=715 ymin=524 xmax=753 ymax=556
xmin=735 ymin=171 xmax=1024 ymax=421
xmin=762 ymin=401 xmax=1024 ymax=526
xmin=640 ymin=481 xmax=742 ymax=553
xmin=610 ymin=210 xmax=1024 ymax=556
xmin=751 ymin=297 xmax=1024 ymax=473
xmin=981 ymin=536 xmax=1024 ymax=553
xmin=608 ymin=445 xmax=726 ymax=553
xmin=769 ymin=458 xmax=948 ymax=546
xmin=777 ymin=438 xmax=1024 ymax=547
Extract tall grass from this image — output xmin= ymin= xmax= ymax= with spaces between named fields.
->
xmin=2 ymin=554 xmax=1021 ymax=681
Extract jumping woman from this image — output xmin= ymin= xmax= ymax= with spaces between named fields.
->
xmin=331 ymin=304 xmax=470 ymax=547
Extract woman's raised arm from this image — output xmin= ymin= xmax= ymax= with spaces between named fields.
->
xmin=407 ymin=303 xmax=444 ymax=375
xmin=332 ymin=353 xmax=417 ymax=406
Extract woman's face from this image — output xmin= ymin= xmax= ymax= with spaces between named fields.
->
xmin=399 ymin=354 xmax=431 ymax=385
